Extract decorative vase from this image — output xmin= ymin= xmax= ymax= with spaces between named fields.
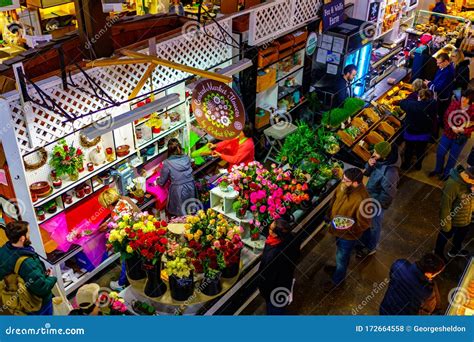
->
xmin=152 ymin=127 xmax=161 ymax=134
xmin=143 ymin=262 xmax=167 ymax=298
xmin=125 ymin=254 xmax=146 ymax=281
xmin=201 ymin=273 xmax=222 ymax=296
xmin=169 ymin=273 xmax=194 ymax=301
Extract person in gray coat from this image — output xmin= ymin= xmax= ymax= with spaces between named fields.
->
xmin=158 ymin=138 xmax=196 ymax=217
xmin=357 ymin=142 xmax=401 ymax=258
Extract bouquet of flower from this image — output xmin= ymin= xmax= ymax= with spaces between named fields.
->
xmin=129 ymin=228 xmax=168 ymax=265
xmin=49 ymin=139 xmax=84 ymax=180
xmin=166 ymin=246 xmax=194 ymax=279
xmin=213 ymin=234 xmax=243 ymax=267
xmin=100 ymin=291 xmax=127 ymax=315
xmin=107 ymin=212 xmax=167 ymax=258
xmin=184 ymin=209 xmax=229 ymax=247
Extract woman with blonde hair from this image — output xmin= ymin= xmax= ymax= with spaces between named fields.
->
xmin=407 ymin=79 xmax=428 ymax=101
xmin=98 ymin=187 xmax=141 ymax=291
xmin=452 ymin=49 xmax=470 ymax=93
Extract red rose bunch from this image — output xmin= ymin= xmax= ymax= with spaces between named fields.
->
xmin=129 ymin=228 xmax=168 ymax=264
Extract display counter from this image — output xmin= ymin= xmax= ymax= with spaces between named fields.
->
xmin=363 ymin=68 xmax=410 ymax=102
xmin=120 ymin=181 xmax=339 ymax=315
xmin=447 ymin=258 xmax=474 ymax=316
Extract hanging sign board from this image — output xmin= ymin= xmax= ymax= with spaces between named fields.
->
xmin=192 ymin=79 xmax=245 ymax=141
xmin=322 ymin=0 xmax=345 ymax=31
xmin=367 ymin=1 xmax=380 ymax=22
xmin=306 ymin=32 xmax=318 ymax=57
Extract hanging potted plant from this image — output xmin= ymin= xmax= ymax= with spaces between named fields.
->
xmin=146 ymin=113 xmax=163 ymax=134
xmin=49 ymin=139 xmax=84 ymax=181
xmin=166 ymin=248 xmax=194 ymax=301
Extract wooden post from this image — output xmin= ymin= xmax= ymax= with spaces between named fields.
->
xmin=74 ymin=0 xmax=114 ymax=58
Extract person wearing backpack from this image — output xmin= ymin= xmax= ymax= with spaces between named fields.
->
xmin=356 ymin=142 xmax=401 ymax=258
xmin=0 ymin=221 xmax=57 ymax=315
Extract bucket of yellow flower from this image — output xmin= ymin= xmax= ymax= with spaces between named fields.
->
xmin=166 ymin=248 xmax=194 ymax=301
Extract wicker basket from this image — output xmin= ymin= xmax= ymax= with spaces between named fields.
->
xmin=276 ymin=34 xmax=294 ymax=51
xmin=255 ymin=107 xmax=271 ymax=129
xmin=292 ymin=30 xmax=308 ymax=46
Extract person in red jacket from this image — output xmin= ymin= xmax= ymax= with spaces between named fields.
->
xmin=208 ymin=124 xmax=255 ymax=171
xmin=430 ymin=89 xmax=474 ymax=181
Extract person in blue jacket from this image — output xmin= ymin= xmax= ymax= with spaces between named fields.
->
xmin=433 ymin=0 xmax=447 ymax=14
xmin=380 ymin=253 xmax=445 ymax=315
xmin=424 ymin=53 xmax=455 ymax=127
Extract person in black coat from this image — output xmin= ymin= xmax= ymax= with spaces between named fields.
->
xmin=332 ymin=64 xmax=357 ymax=108
xmin=400 ymin=89 xmax=437 ymax=170
xmin=452 ymin=49 xmax=471 ymax=93
xmin=380 ymin=253 xmax=444 ymax=315
xmin=257 ymin=218 xmax=301 ymax=315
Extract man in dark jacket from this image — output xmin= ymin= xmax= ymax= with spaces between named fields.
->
xmin=324 ymin=168 xmax=371 ymax=292
xmin=400 ymin=89 xmax=437 ymax=170
xmin=257 ymin=218 xmax=301 ymax=315
xmin=357 ymin=142 xmax=400 ymax=258
xmin=332 ymin=64 xmax=357 ymax=108
xmin=435 ymin=165 xmax=474 ymax=258
xmin=0 ymin=221 xmax=57 ymax=315
xmin=380 ymin=253 xmax=445 ymax=315
xmin=425 ymin=53 xmax=455 ymax=126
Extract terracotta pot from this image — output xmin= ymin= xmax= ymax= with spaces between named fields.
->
xmin=75 ymin=188 xmax=85 ymax=198
xmin=83 ymin=185 xmax=92 ymax=194
xmin=87 ymin=163 xmax=94 ymax=172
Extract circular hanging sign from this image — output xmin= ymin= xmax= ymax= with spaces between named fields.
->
xmin=306 ymin=32 xmax=318 ymax=57
xmin=191 ymin=79 xmax=245 ymax=140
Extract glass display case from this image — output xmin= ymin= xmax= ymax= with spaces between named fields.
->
xmin=447 ymin=258 xmax=474 ymax=316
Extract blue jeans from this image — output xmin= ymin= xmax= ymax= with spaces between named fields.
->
xmin=28 ymin=299 xmax=53 ymax=315
xmin=435 ymin=134 xmax=467 ymax=177
xmin=333 ymin=238 xmax=357 ymax=285
xmin=360 ymin=210 xmax=384 ymax=252
xmin=265 ymin=299 xmax=287 ymax=315
xmin=118 ymin=261 xmax=128 ymax=286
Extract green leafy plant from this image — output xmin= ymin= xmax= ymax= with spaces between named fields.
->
xmin=49 ymin=139 xmax=84 ymax=179
xmin=278 ymin=121 xmax=319 ymax=166
xmin=322 ymin=98 xmax=366 ymax=127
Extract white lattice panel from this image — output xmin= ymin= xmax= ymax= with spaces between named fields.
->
xmin=248 ymin=0 xmax=322 ymax=46
xmin=7 ymin=18 xmax=233 ymax=156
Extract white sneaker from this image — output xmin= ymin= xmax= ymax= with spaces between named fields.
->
xmin=109 ymin=280 xmax=126 ymax=292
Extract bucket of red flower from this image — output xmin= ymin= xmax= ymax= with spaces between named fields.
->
xmin=107 ymin=212 xmax=166 ymax=282
xmin=185 ymin=209 xmax=244 ymax=296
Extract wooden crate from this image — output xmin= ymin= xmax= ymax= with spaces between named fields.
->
xmin=292 ymin=30 xmax=308 ymax=46
xmin=256 ymin=68 xmax=276 ymax=92
xmin=255 ymin=107 xmax=271 ymax=129
xmin=276 ymin=34 xmax=294 ymax=51
xmin=258 ymin=46 xmax=279 ymax=68
xmin=352 ymin=131 xmax=385 ymax=161
xmin=279 ymin=48 xmax=293 ymax=59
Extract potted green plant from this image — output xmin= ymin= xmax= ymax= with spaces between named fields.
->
xmin=146 ymin=113 xmax=163 ymax=134
xmin=49 ymin=139 xmax=84 ymax=181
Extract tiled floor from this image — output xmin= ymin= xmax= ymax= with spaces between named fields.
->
xmin=241 ymin=174 xmax=474 ymax=315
